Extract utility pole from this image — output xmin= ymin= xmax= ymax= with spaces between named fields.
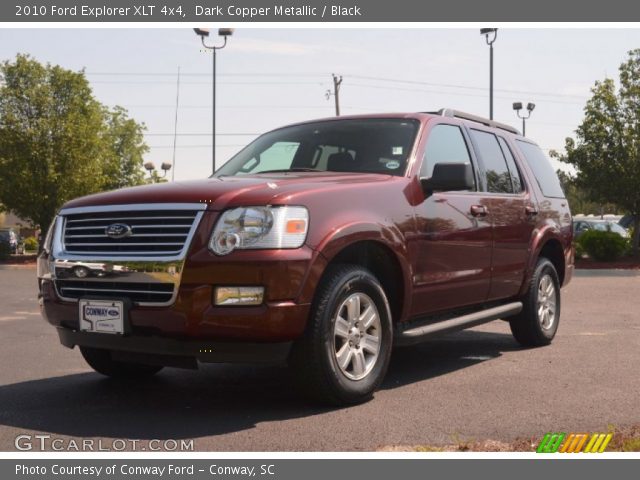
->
xmin=171 ymin=66 xmax=180 ymax=182
xmin=326 ymin=74 xmax=343 ymax=116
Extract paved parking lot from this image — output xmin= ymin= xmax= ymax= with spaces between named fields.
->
xmin=0 ymin=265 xmax=638 ymax=451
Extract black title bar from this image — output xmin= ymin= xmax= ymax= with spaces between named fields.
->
xmin=3 ymin=0 xmax=640 ymax=22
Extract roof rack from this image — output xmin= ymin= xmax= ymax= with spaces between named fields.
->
xmin=425 ymin=108 xmax=520 ymax=135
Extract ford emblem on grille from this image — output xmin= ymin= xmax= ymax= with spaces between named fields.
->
xmin=105 ymin=223 xmax=133 ymax=239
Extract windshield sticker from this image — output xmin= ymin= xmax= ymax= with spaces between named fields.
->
xmin=385 ymin=160 xmax=401 ymax=170
xmin=392 ymin=146 xmax=403 ymax=155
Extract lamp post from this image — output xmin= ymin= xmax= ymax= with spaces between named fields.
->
xmin=194 ymin=27 xmax=234 ymax=174
xmin=512 ymin=102 xmax=535 ymax=136
xmin=480 ymin=28 xmax=498 ymax=120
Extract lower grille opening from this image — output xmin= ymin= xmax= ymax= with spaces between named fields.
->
xmin=55 ymin=280 xmax=175 ymax=304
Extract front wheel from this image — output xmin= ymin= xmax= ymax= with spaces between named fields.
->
xmin=290 ymin=265 xmax=393 ymax=406
xmin=509 ymin=258 xmax=561 ymax=347
xmin=80 ymin=347 xmax=164 ymax=379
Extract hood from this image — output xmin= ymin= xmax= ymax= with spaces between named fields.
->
xmin=61 ymin=172 xmax=397 ymax=211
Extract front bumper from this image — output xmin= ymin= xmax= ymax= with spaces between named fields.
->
xmin=37 ymin=204 xmax=328 ymax=364
xmin=57 ymin=328 xmax=293 ymax=367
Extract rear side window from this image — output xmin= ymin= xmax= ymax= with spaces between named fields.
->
xmin=497 ymin=137 xmax=524 ymax=192
xmin=421 ymin=124 xmax=472 ymax=179
xmin=516 ymin=141 xmax=565 ymax=198
xmin=470 ymin=130 xmax=514 ymax=194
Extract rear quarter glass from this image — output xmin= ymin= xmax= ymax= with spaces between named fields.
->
xmin=515 ymin=140 xmax=565 ymax=198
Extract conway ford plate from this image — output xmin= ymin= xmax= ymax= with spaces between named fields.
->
xmin=79 ymin=299 xmax=124 ymax=334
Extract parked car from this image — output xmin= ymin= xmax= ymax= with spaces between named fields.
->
xmin=619 ymin=214 xmax=637 ymax=230
xmin=573 ymin=219 xmax=629 ymax=239
xmin=38 ymin=109 xmax=573 ymax=405
xmin=0 ymin=228 xmax=19 ymax=254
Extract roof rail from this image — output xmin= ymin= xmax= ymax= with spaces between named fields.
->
xmin=426 ymin=108 xmax=520 ymax=135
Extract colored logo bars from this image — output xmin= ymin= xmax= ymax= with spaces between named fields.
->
xmin=536 ymin=432 xmax=613 ymax=453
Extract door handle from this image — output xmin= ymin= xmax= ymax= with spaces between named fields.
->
xmin=525 ymin=205 xmax=538 ymax=216
xmin=470 ymin=205 xmax=488 ymax=217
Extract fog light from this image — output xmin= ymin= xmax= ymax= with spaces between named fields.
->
xmin=214 ymin=286 xmax=264 ymax=306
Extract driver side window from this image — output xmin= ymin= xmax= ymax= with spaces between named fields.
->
xmin=421 ymin=124 xmax=473 ymax=185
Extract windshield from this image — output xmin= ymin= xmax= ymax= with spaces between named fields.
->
xmin=214 ymin=118 xmax=420 ymax=177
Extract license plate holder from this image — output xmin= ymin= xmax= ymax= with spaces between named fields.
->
xmin=79 ymin=299 xmax=126 ymax=334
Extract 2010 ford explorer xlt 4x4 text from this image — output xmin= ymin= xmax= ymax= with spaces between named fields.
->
xmin=38 ymin=109 xmax=574 ymax=405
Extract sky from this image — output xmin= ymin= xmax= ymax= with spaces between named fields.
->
xmin=1 ymin=27 xmax=639 ymax=181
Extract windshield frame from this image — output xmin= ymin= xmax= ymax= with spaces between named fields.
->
xmin=212 ymin=117 xmax=421 ymax=178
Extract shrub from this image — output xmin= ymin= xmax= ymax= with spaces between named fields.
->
xmin=23 ymin=236 xmax=38 ymax=251
xmin=578 ymin=230 xmax=628 ymax=261
xmin=574 ymin=241 xmax=586 ymax=259
xmin=0 ymin=241 xmax=11 ymax=261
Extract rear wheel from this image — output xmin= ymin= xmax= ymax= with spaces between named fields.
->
xmin=80 ymin=347 xmax=163 ymax=378
xmin=290 ymin=264 xmax=393 ymax=406
xmin=509 ymin=258 xmax=561 ymax=347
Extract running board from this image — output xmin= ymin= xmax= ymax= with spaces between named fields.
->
xmin=395 ymin=302 xmax=523 ymax=346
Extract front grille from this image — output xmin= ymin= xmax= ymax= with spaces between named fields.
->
xmin=62 ymin=209 xmax=200 ymax=256
xmin=56 ymin=280 xmax=175 ymax=304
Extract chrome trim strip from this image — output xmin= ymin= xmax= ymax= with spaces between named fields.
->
xmin=62 ymin=242 xmax=184 ymax=247
xmin=59 ymin=203 xmax=208 ymax=216
xmin=65 ymin=216 xmax=199 ymax=223
xmin=66 ymin=225 xmax=193 ymax=230
xmin=59 ymin=287 xmax=173 ymax=296
xmin=65 ymin=233 xmax=189 ymax=238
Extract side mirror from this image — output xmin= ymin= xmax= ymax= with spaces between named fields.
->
xmin=420 ymin=162 xmax=475 ymax=194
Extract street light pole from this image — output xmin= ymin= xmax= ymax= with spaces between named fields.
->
xmin=512 ymin=102 xmax=536 ymax=137
xmin=194 ymin=28 xmax=233 ymax=175
xmin=480 ymin=28 xmax=498 ymax=120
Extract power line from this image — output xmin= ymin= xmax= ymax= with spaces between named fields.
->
xmin=145 ymin=133 xmax=259 ymax=136
xmin=346 ymin=74 xmax=589 ymax=100
xmin=85 ymin=70 xmax=589 ymax=100
xmin=347 ymin=82 xmax=586 ymax=106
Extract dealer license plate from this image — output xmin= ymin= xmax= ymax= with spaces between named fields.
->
xmin=79 ymin=299 xmax=124 ymax=334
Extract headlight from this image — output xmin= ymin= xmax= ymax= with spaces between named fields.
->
xmin=209 ymin=206 xmax=309 ymax=255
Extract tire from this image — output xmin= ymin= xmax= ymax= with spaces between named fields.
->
xmin=509 ymin=257 xmax=561 ymax=347
xmin=289 ymin=264 xmax=393 ymax=406
xmin=80 ymin=347 xmax=163 ymax=379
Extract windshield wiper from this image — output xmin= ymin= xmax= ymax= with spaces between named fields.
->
xmin=254 ymin=168 xmax=322 ymax=174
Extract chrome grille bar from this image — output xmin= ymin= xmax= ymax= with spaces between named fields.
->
xmin=60 ymin=204 xmax=205 ymax=258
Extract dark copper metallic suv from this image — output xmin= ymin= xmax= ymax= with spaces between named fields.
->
xmin=38 ymin=109 xmax=573 ymax=405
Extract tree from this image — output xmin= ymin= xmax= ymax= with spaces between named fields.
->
xmin=102 ymin=106 xmax=147 ymax=190
xmin=555 ymin=49 xmax=640 ymax=256
xmin=0 ymin=54 xmax=148 ymax=246
xmin=555 ymin=170 xmax=617 ymax=216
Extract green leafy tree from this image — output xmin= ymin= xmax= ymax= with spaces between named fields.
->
xmin=102 ymin=106 xmax=147 ymax=190
xmin=0 ymin=54 xmax=148 ymax=246
xmin=555 ymin=170 xmax=618 ymax=216
xmin=555 ymin=49 xmax=640 ymax=256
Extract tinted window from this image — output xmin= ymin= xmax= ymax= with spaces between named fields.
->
xmin=215 ymin=119 xmax=419 ymax=177
xmin=498 ymin=137 xmax=524 ymax=192
xmin=470 ymin=130 xmax=513 ymax=194
xmin=516 ymin=141 xmax=565 ymax=198
xmin=421 ymin=124 xmax=472 ymax=179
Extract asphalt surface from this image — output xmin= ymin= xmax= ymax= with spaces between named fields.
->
xmin=0 ymin=265 xmax=638 ymax=451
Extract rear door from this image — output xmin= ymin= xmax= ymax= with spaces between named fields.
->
xmin=467 ymin=129 xmax=536 ymax=300
xmin=410 ymin=123 xmax=492 ymax=316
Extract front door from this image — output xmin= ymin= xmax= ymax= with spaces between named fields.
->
xmin=410 ymin=123 xmax=492 ymax=317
